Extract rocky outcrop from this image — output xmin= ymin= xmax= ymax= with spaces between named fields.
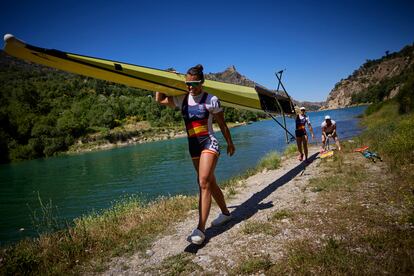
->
xmin=323 ymin=44 xmax=414 ymax=109
xmin=205 ymin=65 xmax=257 ymax=87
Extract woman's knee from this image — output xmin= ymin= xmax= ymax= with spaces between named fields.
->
xmin=198 ymin=176 xmax=211 ymax=190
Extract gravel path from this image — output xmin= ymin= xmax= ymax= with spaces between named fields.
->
xmin=102 ymin=146 xmax=323 ymax=275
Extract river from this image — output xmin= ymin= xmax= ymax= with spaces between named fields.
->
xmin=0 ymin=106 xmax=366 ymax=244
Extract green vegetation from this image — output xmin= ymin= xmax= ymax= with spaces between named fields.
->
xmin=0 ymin=53 xmax=263 ymax=163
xmin=271 ymin=209 xmax=294 ymax=220
xmin=360 ymin=100 xmax=414 ymax=169
xmin=283 ymin=143 xmax=297 ymax=156
xmin=242 ymin=221 xmax=278 ymax=236
xmin=256 ymin=151 xmax=281 ymax=171
xmin=150 ymin=253 xmax=203 ymax=275
xmin=396 ymin=74 xmax=414 ymax=114
xmin=236 ymin=98 xmax=414 ymax=275
xmin=0 ymin=195 xmax=198 ymax=275
xmin=351 ymin=64 xmax=414 ymax=105
xmin=231 ymin=254 xmax=272 ymax=275
xmin=350 ymin=43 xmax=414 ymax=105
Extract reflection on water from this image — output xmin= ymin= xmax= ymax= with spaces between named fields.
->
xmin=0 ymin=106 xmax=366 ymax=244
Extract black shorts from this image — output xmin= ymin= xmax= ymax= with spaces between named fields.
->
xmin=295 ymin=129 xmax=307 ymax=138
xmin=188 ymin=135 xmax=220 ymax=159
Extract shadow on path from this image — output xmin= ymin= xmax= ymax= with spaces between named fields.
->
xmin=184 ymin=152 xmax=318 ymax=253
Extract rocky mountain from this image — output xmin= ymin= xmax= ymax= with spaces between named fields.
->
xmin=206 ymin=65 xmax=257 ymax=87
xmin=323 ymin=44 xmax=414 ymax=109
xmin=206 ymin=66 xmax=324 ymax=111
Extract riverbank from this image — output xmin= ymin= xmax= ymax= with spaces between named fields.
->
xmin=1 ymin=101 xmax=412 ymax=275
xmin=102 ymin=141 xmax=413 ymax=275
xmin=66 ymin=121 xmax=248 ymax=154
xmin=0 ymin=147 xmax=282 ymax=275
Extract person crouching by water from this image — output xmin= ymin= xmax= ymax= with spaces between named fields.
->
xmin=155 ymin=64 xmax=235 ymax=245
xmin=321 ymin=115 xmax=341 ymax=151
xmin=295 ymin=107 xmax=315 ymax=163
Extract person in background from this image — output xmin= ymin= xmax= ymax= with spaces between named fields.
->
xmin=155 ymin=64 xmax=235 ymax=245
xmin=321 ymin=115 xmax=341 ymax=151
xmin=295 ymin=106 xmax=314 ymax=163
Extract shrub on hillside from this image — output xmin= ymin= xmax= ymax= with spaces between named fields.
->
xmin=396 ymin=75 xmax=414 ymax=114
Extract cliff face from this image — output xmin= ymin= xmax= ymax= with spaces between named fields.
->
xmin=324 ymin=44 xmax=414 ymax=109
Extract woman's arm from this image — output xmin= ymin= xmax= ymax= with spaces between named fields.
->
xmin=308 ymin=123 xmax=315 ymax=139
xmin=332 ymin=124 xmax=337 ymax=136
xmin=213 ymin=111 xmax=235 ymax=156
xmin=155 ymin=92 xmax=176 ymax=108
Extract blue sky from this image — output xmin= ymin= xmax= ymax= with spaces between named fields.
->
xmin=1 ymin=0 xmax=413 ymax=101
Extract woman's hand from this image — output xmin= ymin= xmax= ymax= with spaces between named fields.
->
xmin=213 ymin=111 xmax=235 ymax=156
xmin=227 ymin=143 xmax=235 ymax=156
xmin=155 ymin=92 xmax=175 ymax=107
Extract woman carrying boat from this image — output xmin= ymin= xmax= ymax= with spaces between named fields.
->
xmin=155 ymin=64 xmax=235 ymax=245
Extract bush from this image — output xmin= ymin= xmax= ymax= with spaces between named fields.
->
xmin=396 ymin=75 xmax=414 ymax=114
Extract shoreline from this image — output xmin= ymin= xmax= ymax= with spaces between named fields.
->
xmin=65 ymin=121 xmax=249 ymax=155
xmin=318 ymin=103 xmax=370 ymax=111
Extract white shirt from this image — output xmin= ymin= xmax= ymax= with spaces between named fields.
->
xmin=321 ymin=120 xmax=336 ymax=133
xmin=172 ymin=92 xmax=223 ymax=136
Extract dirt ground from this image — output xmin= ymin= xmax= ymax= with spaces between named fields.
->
xmin=100 ymin=145 xmax=329 ymax=275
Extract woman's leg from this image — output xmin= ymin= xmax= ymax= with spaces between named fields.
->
xmin=192 ymin=159 xmax=229 ymax=217
xmin=303 ymin=135 xmax=309 ymax=160
xmin=209 ymin=174 xmax=230 ymax=215
xmin=192 ymin=152 xmax=219 ymax=232
xmin=296 ymin=136 xmax=303 ymax=160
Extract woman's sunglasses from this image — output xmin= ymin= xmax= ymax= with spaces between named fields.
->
xmin=185 ymin=80 xmax=202 ymax=87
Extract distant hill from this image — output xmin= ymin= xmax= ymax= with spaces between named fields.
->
xmin=323 ymin=43 xmax=414 ymax=109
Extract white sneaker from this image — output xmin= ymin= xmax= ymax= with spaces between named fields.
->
xmin=189 ymin=228 xmax=205 ymax=245
xmin=211 ymin=213 xmax=232 ymax=226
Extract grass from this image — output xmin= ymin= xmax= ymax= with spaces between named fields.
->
xmin=0 ymin=195 xmax=198 ymax=275
xmin=0 ymin=150 xmax=283 ymax=275
xmin=232 ymin=255 xmax=273 ymax=275
xmin=256 ymin=151 xmax=281 ymax=171
xmin=240 ymin=154 xmax=412 ymax=274
xmin=241 ymin=209 xmax=294 ymax=236
xmin=268 ymin=238 xmax=371 ymax=275
xmin=283 ymin=143 xmax=298 ymax=156
xmin=231 ymin=100 xmax=414 ymax=275
xmin=241 ymin=221 xmax=279 ymax=236
xmin=271 ymin=209 xmax=294 ymax=221
xmin=360 ymin=101 xmax=414 ymax=170
xmin=148 ymin=252 xmax=203 ymax=275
